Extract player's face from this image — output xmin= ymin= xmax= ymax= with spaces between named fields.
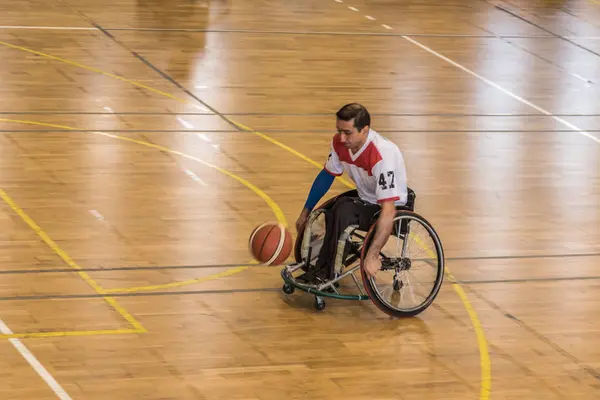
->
xmin=336 ymin=118 xmax=369 ymax=152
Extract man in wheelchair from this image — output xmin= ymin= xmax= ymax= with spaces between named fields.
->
xmin=295 ymin=103 xmax=409 ymax=284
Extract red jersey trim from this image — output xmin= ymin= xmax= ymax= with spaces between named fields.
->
xmin=323 ymin=164 xmax=342 ymax=176
xmin=332 ymin=134 xmax=382 ymax=176
xmin=377 ymin=196 xmax=400 ymax=204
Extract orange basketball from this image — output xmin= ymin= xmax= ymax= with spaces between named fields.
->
xmin=248 ymin=222 xmax=292 ymax=265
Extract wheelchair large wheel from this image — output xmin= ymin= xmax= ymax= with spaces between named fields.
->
xmin=360 ymin=210 xmax=444 ymax=318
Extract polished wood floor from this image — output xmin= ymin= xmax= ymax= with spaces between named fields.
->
xmin=1 ymin=0 xmax=600 ymax=398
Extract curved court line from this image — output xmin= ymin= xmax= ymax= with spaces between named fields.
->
xmin=411 ymin=234 xmax=491 ymax=399
xmin=0 ymin=41 xmax=490 ymax=397
xmin=0 ymin=39 xmax=355 ymax=191
xmin=0 ymin=40 xmax=186 ymax=104
xmin=91 ymin=130 xmax=287 ymax=225
xmin=103 ymin=265 xmax=249 ymax=293
xmin=0 ymin=118 xmax=286 ymax=293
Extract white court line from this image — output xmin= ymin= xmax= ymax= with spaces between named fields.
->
xmin=0 ymin=319 xmax=72 ymax=399
xmin=402 ymin=35 xmax=600 ymax=144
xmin=571 ymin=73 xmax=593 ymax=85
xmin=183 ymin=169 xmax=208 ymax=186
xmin=196 ymin=133 xmax=212 ymax=142
xmin=176 ymin=117 xmax=194 ymax=129
xmin=0 ymin=25 xmax=96 ymax=30
xmin=89 ymin=209 xmax=105 ymax=221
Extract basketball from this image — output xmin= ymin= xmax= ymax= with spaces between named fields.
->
xmin=248 ymin=222 xmax=292 ymax=265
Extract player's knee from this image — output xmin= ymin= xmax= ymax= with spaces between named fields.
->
xmin=331 ymin=196 xmax=355 ymax=212
xmin=330 ymin=197 xmax=360 ymax=222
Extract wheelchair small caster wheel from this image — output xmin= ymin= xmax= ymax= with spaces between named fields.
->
xmin=315 ymin=296 xmax=326 ymax=311
xmin=282 ymin=283 xmax=295 ymax=294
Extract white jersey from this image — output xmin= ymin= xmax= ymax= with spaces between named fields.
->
xmin=324 ymin=129 xmax=408 ymax=206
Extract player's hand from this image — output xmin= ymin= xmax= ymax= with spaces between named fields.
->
xmin=295 ymin=208 xmax=310 ymax=233
xmin=364 ymin=254 xmax=381 ymax=278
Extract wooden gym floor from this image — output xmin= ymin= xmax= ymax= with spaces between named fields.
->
xmin=1 ymin=0 xmax=600 ymax=398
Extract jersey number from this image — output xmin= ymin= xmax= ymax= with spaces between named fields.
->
xmin=378 ymin=171 xmax=395 ymax=190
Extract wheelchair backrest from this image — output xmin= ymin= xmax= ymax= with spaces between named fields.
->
xmin=403 ymin=187 xmax=416 ymax=212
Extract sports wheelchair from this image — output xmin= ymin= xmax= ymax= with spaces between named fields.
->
xmin=280 ymin=188 xmax=445 ymax=317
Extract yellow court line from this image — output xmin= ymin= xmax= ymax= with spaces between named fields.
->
xmin=0 ymin=189 xmax=146 ymax=333
xmin=412 ymin=234 xmax=491 ymax=399
xmin=233 ymin=121 xmax=356 ymax=189
xmin=0 ymin=118 xmax=285 ymax=295
xmin=0 ymin=41 xmax=491 ymax=397
xmin=91 ymin=130 xmax=287 ymax=226
xmin=0 ymin=328 xmax=143 ymax=340
xmin=91 ymin=131 xmax=286 ymax=294
xmin=0 ymin=119 xmax=79 ymax=130
xmin=0 ymin=40 xmax=186 ymax=105
xmin=104 ymin=265 xmax=251 ymax=294
xmin=447 ymin=273 xmax=492 ymax=399
xmin=0 ymin=39 xmax=355 ymax=191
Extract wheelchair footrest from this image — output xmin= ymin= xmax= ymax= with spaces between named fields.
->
xmin=280 ymin=265 xmax=369 ymax=301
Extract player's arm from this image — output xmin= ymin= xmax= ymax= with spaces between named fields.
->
xmin=364 ymin=153 xmax=407 ymax=276
xmin=302 ymin=168 xmax=335 ymax=212
xmin=364 ymin=199 xmax=396 ymax=265
xmin=296 ymin=139 xmax=343 ymax=231
xmin=296 ymin=169 xmax=335 ymax=232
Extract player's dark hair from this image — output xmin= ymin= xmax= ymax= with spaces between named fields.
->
xmin=336 ymin=103 xmax=371 ymax=131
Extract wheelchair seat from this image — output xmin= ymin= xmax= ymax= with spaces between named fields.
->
xmin=320 ymin=187 xmax=415 ymax=212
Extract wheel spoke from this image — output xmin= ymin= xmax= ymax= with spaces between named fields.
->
xmin=362 ymin=211 xmax=445 ymax=317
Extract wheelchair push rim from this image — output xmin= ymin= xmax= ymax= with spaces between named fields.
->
xmin=360 ymin=210 xmax=445 ymax=318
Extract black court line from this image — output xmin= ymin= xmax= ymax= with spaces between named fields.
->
xmin=56 ymin=0 xmax=246 ymax=134
xmin=3 ymin=111 xmax=600 ymax=117
xmin=458 ymin=275 xmax=600 ymax=284
xmin=93 ymin=26 xmax=246 ymax=133
xmin=1 ymin=274 xmax=600 ymax=302
xmin=1 ymin=25 xmax=598 ymax=40
xmin=466 ymin=285 xmax=600 ymax=381
xmin=472 ymin=18 xmax=594 ymax=85
xmin=559 ymin=6 xmax=600 ymax=31
xmin=3 ymin=129 xmax=600 ymax=133
xmin=1 ymin=251 xmax=599 ymax=275
xmin=99 ymin=27 xmax=598 ymax=40
xmin=0 ymin=262 xmax=258 ymax=275
xmin=0 ymin=287 xmax=281 ymax=302
xmin=0 ymin=129 xmax=238 ymax=133
xmin=447 ymin=252 xmax=600 ymax=261
xmin=494 ymin=4 xmax=600 ymax=60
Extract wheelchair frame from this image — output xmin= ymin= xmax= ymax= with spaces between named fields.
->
xmin=280 ymin=188 xmax=445 ymax=316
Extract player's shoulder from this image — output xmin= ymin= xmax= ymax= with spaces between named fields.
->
xmin=370 ymin=130 xmax=403 ymax=157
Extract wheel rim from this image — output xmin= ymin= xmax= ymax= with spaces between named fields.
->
xmin=362 ymin=212 xmax=444 ymax=314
